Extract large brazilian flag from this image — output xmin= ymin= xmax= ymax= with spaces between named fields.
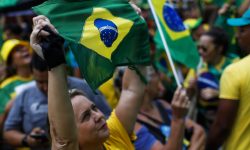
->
xmin=151 ymin=0 xmax=199 ymax=69
xmin=33 ymin=0 xmax=150 ymax=89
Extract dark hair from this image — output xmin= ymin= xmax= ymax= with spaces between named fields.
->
xmin=203 ymin=27 xmax=229 ymax=55
xmin=5 ymin=53 xmax=15 ymax=78
xmin=31 ymin=53 xmax=48 ymax=71
xmin=3 ymin=24 xmax=22 ymax=36
xmin=5 ymin=66 xmax=16 ymax=78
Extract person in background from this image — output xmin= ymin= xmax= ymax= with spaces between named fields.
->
xmin=184 ymin=27 xmax=238 ymax=130
xmin=206 ymin=8 xmax=250 ymax=150
xmin=0 ymin=39 xmax=33 ymax=114
xmin=0 ymin=39 xmax=33 ymax=138
xmin=3 ymin=24 xmax=23 ymax=41
xmin=134 ymin=66 xmax=206 ymax=150
xmin=0 ymin=21 xmax=24 ymax=83
xmin=184 ymin=18 xmax=209 ymax=42
xmin=3 ymin=53 xmax=111 ymax=150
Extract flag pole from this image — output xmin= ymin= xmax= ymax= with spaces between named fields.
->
xmin=147 ymin=0 xmax=181 ymax=87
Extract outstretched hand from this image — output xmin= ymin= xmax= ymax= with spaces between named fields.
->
xmin=171 ymin=87 xmax=190 ymax=120
xmin=30 ymin=15 xmax=58 ymax=59
xmin=30 ymin=15 xmax=65 ymax=70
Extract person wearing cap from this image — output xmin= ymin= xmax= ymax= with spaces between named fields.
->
xmin=0 ymin=39 xmax=33 ymax=150
xmin=206 ymin=9 xmax=250 ymax=150
xmin=0 ymin=39 xmax=33 ymax=114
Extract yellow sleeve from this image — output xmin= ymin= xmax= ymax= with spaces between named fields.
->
xmin=104 ymin=110 xmax=136 ymax=150
xmin=219 ymin=66 xmax=240 ymax=100
xmin=183 ymin=69 xmax=196 ymax=88
xmin=99 ymin=78 xmax=119 ymax=109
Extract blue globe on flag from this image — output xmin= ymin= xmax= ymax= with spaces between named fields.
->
xmin=162 ymin=2 xmax=185 ymax=32
xmin=94 ymin=18 xmax=118 ymax=47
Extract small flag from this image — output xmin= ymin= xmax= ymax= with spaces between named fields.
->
xmin=151 ymin=0 xmax=199 ymax=69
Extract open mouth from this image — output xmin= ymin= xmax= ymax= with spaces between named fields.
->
xmin=22 ymin=52 xmax=31 ymax=59
xmin=99 ymin=122 xmax=108 ymax=130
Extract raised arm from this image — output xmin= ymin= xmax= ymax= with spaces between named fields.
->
xmin=163 ymin=88 xmax=190 ymax=150
xmin=149 ymin=88 xmax=191 ymax=150
xmin=206 ymin=99 xmax=238 ymax=150
xmin=30 ymin=16 xmax=78 ymax=150
xmin=115 ymin=67 xmax=146 ymax=135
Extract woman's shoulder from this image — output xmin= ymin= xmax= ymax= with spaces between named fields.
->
xmin=0 ymin=75 xmax=19 ymax=88
xmin=0 ymin=75 xmax=32 ymax=88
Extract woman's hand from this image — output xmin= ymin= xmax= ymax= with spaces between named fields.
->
xmin=30 ymin=15 xmax=58 ymax=59
xmin=171 ymin=88 xmax=190 ymax=120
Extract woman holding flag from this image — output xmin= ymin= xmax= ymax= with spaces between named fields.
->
xmin=30 ymin=14 xmax=191 ymax=150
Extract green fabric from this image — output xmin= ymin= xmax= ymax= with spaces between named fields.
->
xmin=154 ymin=27 xmax=199 ymax=69
xmin=33 ymin=0 xmax=150 ymax=89
xmin=235 ymin=0 xmax=245 ymax=8
xmin=0 ymin=0 xmax=18 ymax=8
xmin=137 ymin=0 xmax=149 ymax=9
xmin=207 ymin=57 xmax=236 ymax=82
xmin=0 ymin=79 xmax=31 ymax=114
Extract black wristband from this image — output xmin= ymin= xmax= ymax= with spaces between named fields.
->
xmin=40 ymin=25 xmax=66 ymax=70
xmin=21 ymin=135 xmax=29 ymax=147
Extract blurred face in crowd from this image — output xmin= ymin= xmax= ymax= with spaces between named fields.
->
xmin=198 ymin=35 xmax=222 ymax=64
xmin=71 ymin=95 xmax=109 ymax=146
xmin=146 ymin=67 xmax=165 ymax=98
xmin=9 ymin=45 xmax=32 ymax=68
xmin=237 ymin=25 xmax=250 ymax=53
xmin=33 ymin=68 xmax=48 ymax=95
xmin=192 ymin=25 xmax=207 ymax=41
xmin=3 ymin=29 xmax=20 ymax=41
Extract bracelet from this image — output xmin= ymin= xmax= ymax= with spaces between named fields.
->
xmin=21 ymin=135 xmax=29 ymax=147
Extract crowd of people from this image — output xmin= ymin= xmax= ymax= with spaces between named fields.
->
xmin=0 ymin=0 xmax=250 ymax=150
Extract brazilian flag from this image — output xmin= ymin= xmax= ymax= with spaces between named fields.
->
xmin=33 ymin=0 xmax=150 ymax=89
xmin=151 ymin=0 xmax=199 ymax=69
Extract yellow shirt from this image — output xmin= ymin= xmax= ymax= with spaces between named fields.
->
xmin=220 ymin=55 xmax=250 ymax=150
xmin=99 ymin=78 xmax=119 ymax=109
xmin=104 ymin=110 xmax=136 ymax=150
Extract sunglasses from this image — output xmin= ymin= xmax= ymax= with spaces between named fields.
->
xmin=197 ymin=45 xmax=208 ymax=52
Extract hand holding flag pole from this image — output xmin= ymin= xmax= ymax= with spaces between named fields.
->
xmin=148 ymin=0 xmax=182 ymax=87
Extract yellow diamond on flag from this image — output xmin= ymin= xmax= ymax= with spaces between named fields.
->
xmin=152 ymin=0 xmax=190 ymax=41
xmin=80 ymin=7 xmax=134 ymax=60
